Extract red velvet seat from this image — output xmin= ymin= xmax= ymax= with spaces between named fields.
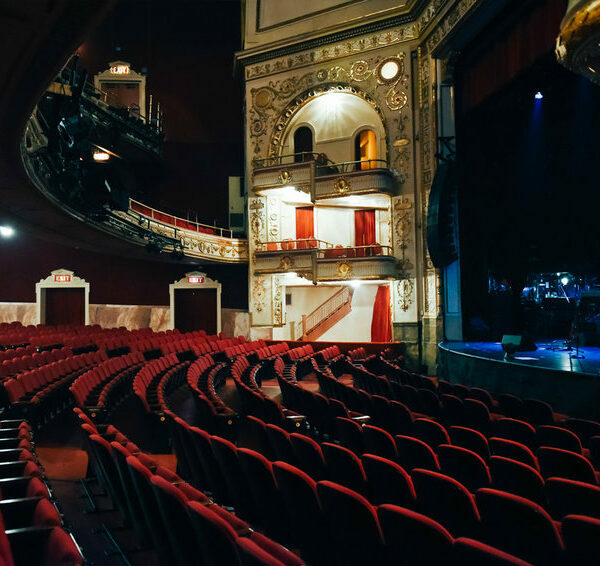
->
xmin=363 ymin=425 xmax=398 ymax=461
xmin=450 ymin=426 xmax=490 ymax=461
xmin=538 ymin=446 xmax=598 ymax=485
xmin=453 ymin=537 xmax=532 ymax=566
xmin=489 ymin=456 xmax=546 ymax=506
xmin=334 ymin=417 xmax=364 ymax=455
xmin=489 ymin=437 xmax=539 ymax=471
xmin=236 ymin=535 xmax=304 ymax=566
xmin=475 ymin=488 xmax=564 ymax=565
xmin=317 ymin=481 xmax=385 ymax=566
xmin=537 ymin=425 xmax=583 ymax=454
xmin=413 ymin=418 xmax=450 ymax=450
xmin=290 ymin=433 xmax=327 ymax=481
xmin=545 ymin=477 xmax=600 ymax=520
xmin=361 ymin=454 xmax=416 ymax=508
xmin=412 ymin=468 xmax=481 ymax=538
xmin=561 ymin=514 xmax=600 ymax=565
xmin=394 ymin=435 xmax=440 ymax=472
xmin=264 ymin=424 xmax=295 ymax=464
xmin=494 ymin=418 xmax=537 ymax=450
xmin=237 ymin=448 xmax=290 ymax=542
xmin=437 ymin=444 xmax=492 ymax=492
xmin=272 ymin=462 xmax=329 ymax=566
xmin=378 ymin=504 xmax=454 ymax=565
xmin=322 ymin=442 xmax=367 ymax=495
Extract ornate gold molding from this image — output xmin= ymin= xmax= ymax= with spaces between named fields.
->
xmin=333 ymin=177 xmax=351 ymax=195
xmin=397 ymin=278 xmax=415 ymax=312
xmin=336 ymin=261 xmax=353 ymax=279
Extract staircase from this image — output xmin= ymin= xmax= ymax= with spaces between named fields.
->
xmin=297 ymin=287 xmax=354 ymax=341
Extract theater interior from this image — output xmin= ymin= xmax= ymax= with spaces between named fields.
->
xmin=1 ymin=0 xmax=600 ymax=564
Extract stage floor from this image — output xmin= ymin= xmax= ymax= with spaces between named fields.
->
xmin=442 ymin=340 xmax=600 ymax=376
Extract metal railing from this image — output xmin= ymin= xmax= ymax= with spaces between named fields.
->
xmin=317 ymin=159 xmax=388 ymax=175
xmin=252 ymin=152 xmax=389 ymax=175
xmin=302 ymin=286 xmax=352 ymax=337
xmin=317 ymin=244 xmax=393 ymax=258
xmin=129 ymin=199 xmax=233 ymax=238
xmin=256 ymin=238 xmax=334 ymax=252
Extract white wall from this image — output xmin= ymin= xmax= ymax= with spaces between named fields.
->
xmin=319 ymin=284 xmax=379 ymax=342
xmin=315 ymin=207 xmax=354 ymax=246
xmin=284 ymin=285 xmax=343 ymax=326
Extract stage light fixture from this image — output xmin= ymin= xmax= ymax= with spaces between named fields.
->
xmin=0 ymin=226 xmax=14 ymax=238
xmin=561 ymin=276 xmax=569 ymax=286
xmin=535 ymin=91 xmax=544 ymax=100
xmin=93 ymin=151 xmax=110 ymax=162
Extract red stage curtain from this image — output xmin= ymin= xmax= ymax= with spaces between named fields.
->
xmin=355 ymin=210 xmax=376 ymax=256
xmin=460 ymin=0 xmax=567 ymax=111
xmin=371 ymin=285 xmax=392 ymax=342
xmin=296 ymin=207 xmax=314 ymax=239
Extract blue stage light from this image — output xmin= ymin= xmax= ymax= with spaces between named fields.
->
xmin=535 ymin=91 xmax=543 ymax=100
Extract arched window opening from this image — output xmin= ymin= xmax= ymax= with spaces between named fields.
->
xmin=354 ymin=129 xmax=377 ymax=170
xmin=294 ymin=126 xmax=313 ymax=162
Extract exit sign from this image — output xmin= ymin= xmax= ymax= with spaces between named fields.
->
xmin=188 ymin=276 xmax=204 ymax=284
xmin=54 ymin=274 xmax=71 ymax=283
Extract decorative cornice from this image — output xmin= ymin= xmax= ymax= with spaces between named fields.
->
xmin=239 ymin=0 xmax=449 ymax=79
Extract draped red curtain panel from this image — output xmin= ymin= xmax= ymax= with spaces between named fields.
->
xmin=371 ymin=285 xmax=392 ymax=342
xmin=460 ymin=0 xmax=567 ymax=111
xmin=354 ymin=210 xmax=376 ymax=256
xmin=296 ymin=207 xmax=314 ymax=239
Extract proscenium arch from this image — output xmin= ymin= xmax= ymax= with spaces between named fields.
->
xmin=269 ymin=83 xmax=388 ymax=161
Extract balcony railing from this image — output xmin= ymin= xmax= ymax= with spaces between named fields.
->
xmin=253 ymin=153 xmax=388 ymax=177
xmin=129 ymin=199 xmax=233 ymax=238
xmin=255 ymin=239 xmax=392 ymax=258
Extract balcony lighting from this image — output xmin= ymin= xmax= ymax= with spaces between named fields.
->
xmin=93 ymin=151 xmax=110 ymax=162
xmin=0 ymin=226 xmax=15 ymax=238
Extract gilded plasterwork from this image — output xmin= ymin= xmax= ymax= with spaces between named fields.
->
xmin=396 ymin=278 xmax=414 ymax=312
xmin=336 ymin=261 xmax=353 ymax=279
xmin=249 ymin=198 xmax=267 ymax=252
xmin=243 ymin=0 xmax=451 ymax=80
xmin=253 ymin=277 xmax=267 ymax=313
xmin=272 ymin=275 xmax=283 ymax=326
xmin=333 ymin=177 xmax=350 ymax=194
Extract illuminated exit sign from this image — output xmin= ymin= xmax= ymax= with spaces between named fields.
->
xmin=54 ymin=274 xmax=71 ymax=283
xmin=110 ymin=65 xmax=130 ymax=75
xmin=188 ymin=276 xmax=205 ymax=284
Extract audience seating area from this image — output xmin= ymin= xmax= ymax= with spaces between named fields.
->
xmin=3 ymin=322 xmax=600 ymax=564
xmin=0 ymin=418 xmax=83 ymax=566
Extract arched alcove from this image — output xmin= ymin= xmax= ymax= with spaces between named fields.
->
xmin=36 ymin=269 xmax=90 ymax=325
xmin=279 ymin=88 xmax=386 ymax=165
xmin=169 ymin=272 xmax=222 ymax=333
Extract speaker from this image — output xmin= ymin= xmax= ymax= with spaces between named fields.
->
xmin=501 ymin=334 xmax=537 ymax=353
xmin=426 ymin=160 xmax=459 ymax=268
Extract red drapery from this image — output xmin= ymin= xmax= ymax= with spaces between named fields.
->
xmin=296 ymin=207 xmax=314 ymax=239
xmin=355 ymin=210 xmax=376 ymax=256
xmin=371 ymin=285 xmax=392 ymax=342
xmin=460 ymin=0 xmax=567 ymax=111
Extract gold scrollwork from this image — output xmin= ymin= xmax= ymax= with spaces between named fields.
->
xmin=279 ymin=256 xmax=294 ymax=271
xmin=333 ymin=177 xmax=350 ymax=195
xmin=278 ymin=170 xmax=292 ymax=185
xmin=397 ymin=279 xmax=414 ymax=312
xmin=336 ymin=262 xmax=353 ymax=279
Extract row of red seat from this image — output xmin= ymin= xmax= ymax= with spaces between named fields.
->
xmin=3 ymin=351 xmax=107 ymax=406
xmin=224 ymin=339 xmax=268 ymax=359
xmin=169 ymin=415 xmax=544 ymax=566
xmin=0 ymin=346 xmax=37 ymax=364
xmin=69 ymin=352 xmax=145 ymax=409
xmin=0 ymin=347 xmax=73 ymax=380
xmin=132 ymin=354 xmax=180 ymax=413
xmin=78 ymin=411 xmax=301 ymax=566
xmin=0 ymin=419 xmax=83 ymax=566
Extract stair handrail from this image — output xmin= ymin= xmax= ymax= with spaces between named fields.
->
xmin=302 ymin=287 xmax=352 ymax=337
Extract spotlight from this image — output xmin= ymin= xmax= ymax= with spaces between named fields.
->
xmin=534 ymin=91 xmax=544 ymax=100
xmin=0 ymin=226 xmax=15 ymax=238
xmin=561 ymin=277 xmax=569 ymax=286
xmin=93 ymin=151 xmax=110 ymax=162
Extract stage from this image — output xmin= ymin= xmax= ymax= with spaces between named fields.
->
xmin=438 ymin=340 xmax=600 ymax=420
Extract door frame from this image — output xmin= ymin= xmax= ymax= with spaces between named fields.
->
xmin=169 ymin=271 xmax=222 ymax=332
xmin=36 ymin=269 xmax=90 ymax=325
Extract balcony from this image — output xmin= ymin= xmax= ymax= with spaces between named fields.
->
xmin=254 ymin=239 xmax=397 ymax=281
xmin=252 ymin=154 xmax=399 ymax=201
